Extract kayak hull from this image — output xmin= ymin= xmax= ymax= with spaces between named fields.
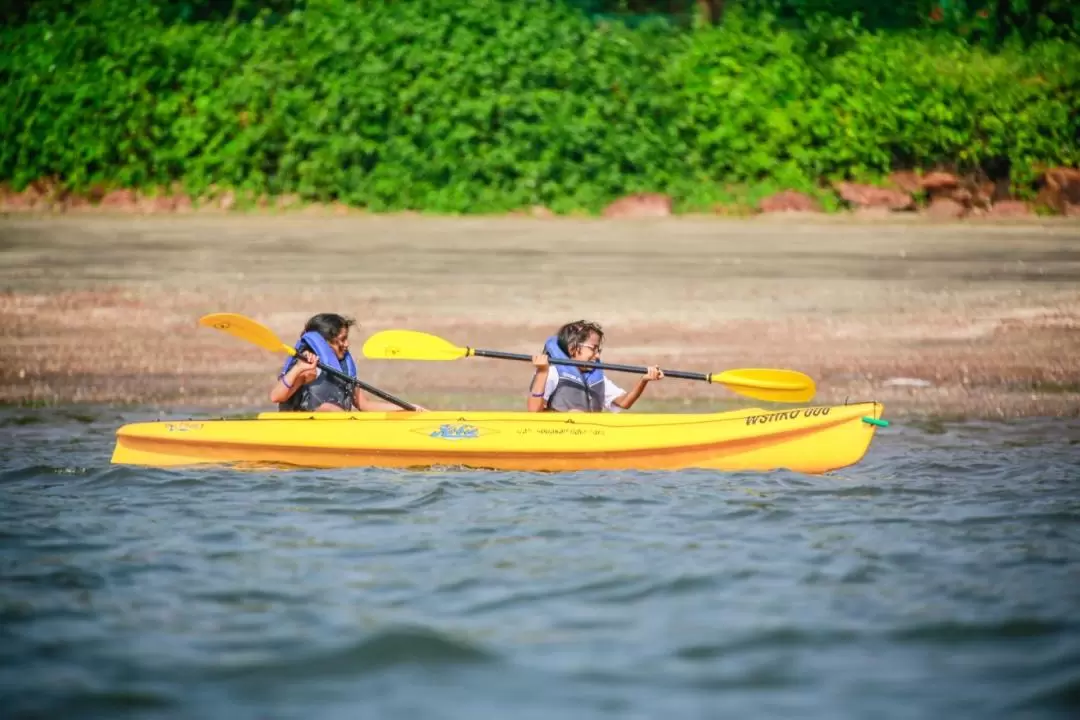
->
xmin=110 ymin=401 xmax=885 ymax=474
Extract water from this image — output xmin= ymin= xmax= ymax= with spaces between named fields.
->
xmin=2 ymin=407 xmax=1078 ymax=719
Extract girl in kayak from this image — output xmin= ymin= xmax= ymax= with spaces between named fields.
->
xmin=527 ymin=320 xmax=663 ymax=412
xmin=271 ymin=313 xmax=419 ymax=412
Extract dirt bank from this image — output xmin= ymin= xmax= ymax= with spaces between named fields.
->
xmin=1 ymin=214 xmax=1078 ymax=420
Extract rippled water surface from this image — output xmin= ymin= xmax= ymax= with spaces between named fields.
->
xmin=2 ymin=407 xmax=1078 ymax=719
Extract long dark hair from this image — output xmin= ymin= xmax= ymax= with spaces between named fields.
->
xmin=303 ymin=313 xmax=354 ymax=342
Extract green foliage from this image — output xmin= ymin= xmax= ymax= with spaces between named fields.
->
xmin=580 ymin=0 xmax=1080 ymax=46
xmin=0 ymin=0 xmax=306 ymax=25
xmin=1 ymin=0 xmax=1077 ymax=213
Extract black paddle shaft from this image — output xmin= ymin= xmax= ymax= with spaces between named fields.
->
xmin=471 ymin=349 xmax=710 ymax=382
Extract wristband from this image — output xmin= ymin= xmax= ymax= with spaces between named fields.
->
xmin=530 ymin=392 xmax=544 ymax=398
xmin=279 ymin=374 xmax=292 ymax=390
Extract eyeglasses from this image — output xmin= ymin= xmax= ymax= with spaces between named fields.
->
xmin=580 ymin=344 xmax=602 ymax=353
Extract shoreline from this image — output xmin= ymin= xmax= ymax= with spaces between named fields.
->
xmin=2 ymin=215 xmax=1078 ymax=420
xmin=3 ymin=205 xmax=1077 ymax=225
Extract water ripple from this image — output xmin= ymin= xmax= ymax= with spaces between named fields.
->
xmin=218 ymin=625 xmax=497 ymax=680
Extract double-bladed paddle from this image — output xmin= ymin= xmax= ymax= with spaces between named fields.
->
xmin=362 ymin=329 xmax=816 ymax=404
xmin=198 ymin=313 xmax=418 ymax=411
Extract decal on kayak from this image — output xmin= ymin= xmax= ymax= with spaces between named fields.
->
xmin=516 ymin=427 xmax=606 ymax=436
xmin=165 ymin=422 xmax=204 ymax=432
xmin=418 ymin=423 xmax=495 ymax=440
xmin=744 ymin=407 xmax=831 ymax=426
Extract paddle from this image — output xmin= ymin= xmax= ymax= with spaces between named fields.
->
xmin=198 ymin=313 xmax=419 ymax=411
xmin=361 ymin=329 xmax=816 ymax=404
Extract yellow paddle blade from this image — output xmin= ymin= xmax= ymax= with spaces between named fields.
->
xmin=198 ymin=313 xmax=297 ymax=357
xmin=361 ymin=329 xmax=471 ymax=361
xmin=709 ymin=368 xmax=816 ymax=404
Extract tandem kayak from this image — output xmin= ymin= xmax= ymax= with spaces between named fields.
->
xmin=110 ymin=401 xmax=886 ymax=474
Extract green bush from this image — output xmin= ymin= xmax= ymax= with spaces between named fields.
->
xmin=1 ymin=0 xmax=1077 ymax=213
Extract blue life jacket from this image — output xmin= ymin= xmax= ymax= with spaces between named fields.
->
xmin=279 ymin=331 xmax=358 ymax=411
xmin=542 ymin=336 xmax=606 ymax=412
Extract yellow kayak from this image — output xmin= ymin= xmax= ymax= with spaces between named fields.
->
xmin=110 ymin=401 xmax=886 ymax=474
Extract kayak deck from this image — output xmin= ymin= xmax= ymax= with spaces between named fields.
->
xmin=110 ymin=401 xmax=886 ymax=474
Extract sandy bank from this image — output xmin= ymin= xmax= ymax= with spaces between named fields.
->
xmin=1 ymin=215 xmax=1078 ymax=419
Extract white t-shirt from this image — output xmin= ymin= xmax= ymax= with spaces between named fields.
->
xmin=539 ymin=367 xmax=626 ymax=412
